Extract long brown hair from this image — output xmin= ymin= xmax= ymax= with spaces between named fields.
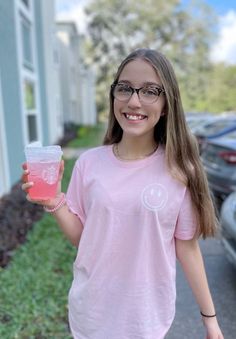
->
xmin=103 ymin=48 xmax=219 ymax=238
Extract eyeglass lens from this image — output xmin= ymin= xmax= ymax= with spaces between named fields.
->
xmin=112 ymin=84 xmax=163 ymax=104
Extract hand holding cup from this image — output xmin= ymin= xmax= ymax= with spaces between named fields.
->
xmin=22 ymin=144 xmax=64 ymax=207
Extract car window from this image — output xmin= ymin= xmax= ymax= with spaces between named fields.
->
xmin=222 ymin=130 xmax=236 ymax=140
xmin=188 ymin=117 xmax=217 ymax=133
xmin=204 ymin=119 xmax=236 ymax=134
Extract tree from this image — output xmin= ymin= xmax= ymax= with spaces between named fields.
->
xmin=205 ymin=64 xmax=236 ymax=113
xmin=84 ymin=0 xmax=217 ymax=116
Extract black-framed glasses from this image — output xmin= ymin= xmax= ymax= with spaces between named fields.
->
xmin=111 ymin=82 xmax=165 ymax=104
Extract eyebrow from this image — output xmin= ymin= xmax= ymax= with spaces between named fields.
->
xmin=117 ymin=80 xmax=163 ymax=87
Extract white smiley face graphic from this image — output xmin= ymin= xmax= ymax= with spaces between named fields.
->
xmin=141 ymin=183 xmax=168 ymax=211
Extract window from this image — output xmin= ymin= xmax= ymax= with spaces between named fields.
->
xmin=21 ymin=17 xmax=33 ymax=67
xmin=24 ymin=80 xmax=38 ymax=142
xmin=25 ymin=80 xmax=35 ymax=110
xmin=223 ymin=130 xmax=236 ymax=141
xmin=27 ymin=115 xmax=37 ymax=141
xmin=21 ymin=0 xmax=30 ymax=8
xmin=206 ymin=120 xmax=236 ymax=134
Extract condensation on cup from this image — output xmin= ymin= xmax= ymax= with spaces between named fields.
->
xmin=24 ymin=141 xmax=63 ymax=200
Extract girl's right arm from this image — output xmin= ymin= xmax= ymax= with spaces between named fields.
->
xmin=46 ymin=202 xmax=83 ymax=247
xmin=21 ymin=162 xmax=83 ymax=247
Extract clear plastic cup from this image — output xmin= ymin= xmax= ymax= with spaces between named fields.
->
xmin=24 ymin=142 xmax=63 ymax=200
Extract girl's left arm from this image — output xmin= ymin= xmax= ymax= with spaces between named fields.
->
xmin=176 ymin=238 xmax=224 ymax=339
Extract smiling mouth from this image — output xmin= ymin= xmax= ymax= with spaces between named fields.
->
xmin=123 ymin=113 xmax=147 ymax=121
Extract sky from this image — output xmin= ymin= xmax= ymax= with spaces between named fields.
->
xmin=56 ymin=0 xmax=236 ymax=65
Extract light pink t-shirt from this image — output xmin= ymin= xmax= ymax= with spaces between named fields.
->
xmin=66 ymin=145 xmax=197 ymax=339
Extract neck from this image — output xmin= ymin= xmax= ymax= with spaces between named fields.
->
xmin=114 ymin=137 xmax=158 ymax=161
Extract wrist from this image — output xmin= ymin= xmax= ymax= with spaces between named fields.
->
xmin=200 ymin=310 xmax=217 ymax=318
xmin=201 ymin=313 xmax=219 ymax=328
xmin=45 ymin=193 xmax=64 ymax=207
xmin=44 ymin=193 xmax=66 ymax=213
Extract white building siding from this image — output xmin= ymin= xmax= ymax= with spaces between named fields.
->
xmin=39 ymin=0 xmax=63 ymax=144
xmin=56 ymin=22 xmax=97 ymax=126
xmin=0 ymin=0 xmax=63 ymax=196
xmin=80 ymin=67 xmax=97 ymax=125
xmin=0 ymin=72 xmax=10 ymax=195
xmin=15 ymin=0 xmax=43 ymax=145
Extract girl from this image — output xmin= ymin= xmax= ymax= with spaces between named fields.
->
xmin=22 ymin=48 xmax=224 ymax=339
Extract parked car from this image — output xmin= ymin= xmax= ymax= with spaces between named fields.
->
xmin=194 ymin=116 xmax=236 ymax=153
xmin=220 ymin=191 xmax=236 ymax=268
xmin=186 ymin=114 xmax=217 ymax=134
xmin=201 ymin=129 xmax=236 ymax=204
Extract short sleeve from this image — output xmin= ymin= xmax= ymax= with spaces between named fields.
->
xmin=66 ymin=160 xmax=85 ymax=225
xmin=174 ymin=188 xmax=198 ymax=240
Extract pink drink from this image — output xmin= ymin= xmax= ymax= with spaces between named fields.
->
xmin=28 ymin=161 xmax=60 ymax=200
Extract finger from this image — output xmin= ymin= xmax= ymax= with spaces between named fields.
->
xmin=26 ymin=193 xmax=33 ymax=202
xmin=58 ymin=160 xmax=64 ymax=181
xmin=26 ymin=193 xmax=40 ymax=204
xmin=60 ymin=159 xmax=64 ymax=172
xmin=26 ymin=194 xmax=41 ymax=204
xmin=21 ymin=182 xmax=33 ymax=192
xmin=22 ymin=162 xmax=28 ymax=170
xmin=26 ymin=194 xmax=48 ymax=206
xmin=21 ymin=169 xmax=30 ymax=183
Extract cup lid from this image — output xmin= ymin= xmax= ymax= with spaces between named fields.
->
xmin=24 ymin=142 xmax=63 ymax=161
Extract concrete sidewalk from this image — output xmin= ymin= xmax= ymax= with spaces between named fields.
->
xmin=167 ymin=237 xmax=236 ymax=338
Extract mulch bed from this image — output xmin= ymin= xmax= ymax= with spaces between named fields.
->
xmin=0 ymin=181 xmax=44 ymax=268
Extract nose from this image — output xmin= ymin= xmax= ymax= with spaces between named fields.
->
xmin=127 ymin=91 xmax=141 ymax=108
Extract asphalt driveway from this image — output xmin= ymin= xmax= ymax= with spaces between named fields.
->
xmin=167 ymin=237 xmax=236 ymax=339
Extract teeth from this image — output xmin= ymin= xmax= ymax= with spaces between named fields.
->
xmin=125 ymin=114 xmax=145 ymax=120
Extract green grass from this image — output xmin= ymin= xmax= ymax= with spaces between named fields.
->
xmin=0 ymin=159 xmax=76 ymax=338
xmin=0 ymin=124 xmax=105 ymax=338
xmin=67 ymin=123 xmax=106 ymax=148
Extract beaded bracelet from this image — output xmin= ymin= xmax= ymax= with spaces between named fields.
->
xmin=200 ymin=311 xmax=217 ymax=318
xmin=43 ymin=193 xmax=66 ymax=213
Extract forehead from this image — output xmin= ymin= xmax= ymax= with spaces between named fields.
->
xmin=118 ymin=59 xmax=160 ymax=85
